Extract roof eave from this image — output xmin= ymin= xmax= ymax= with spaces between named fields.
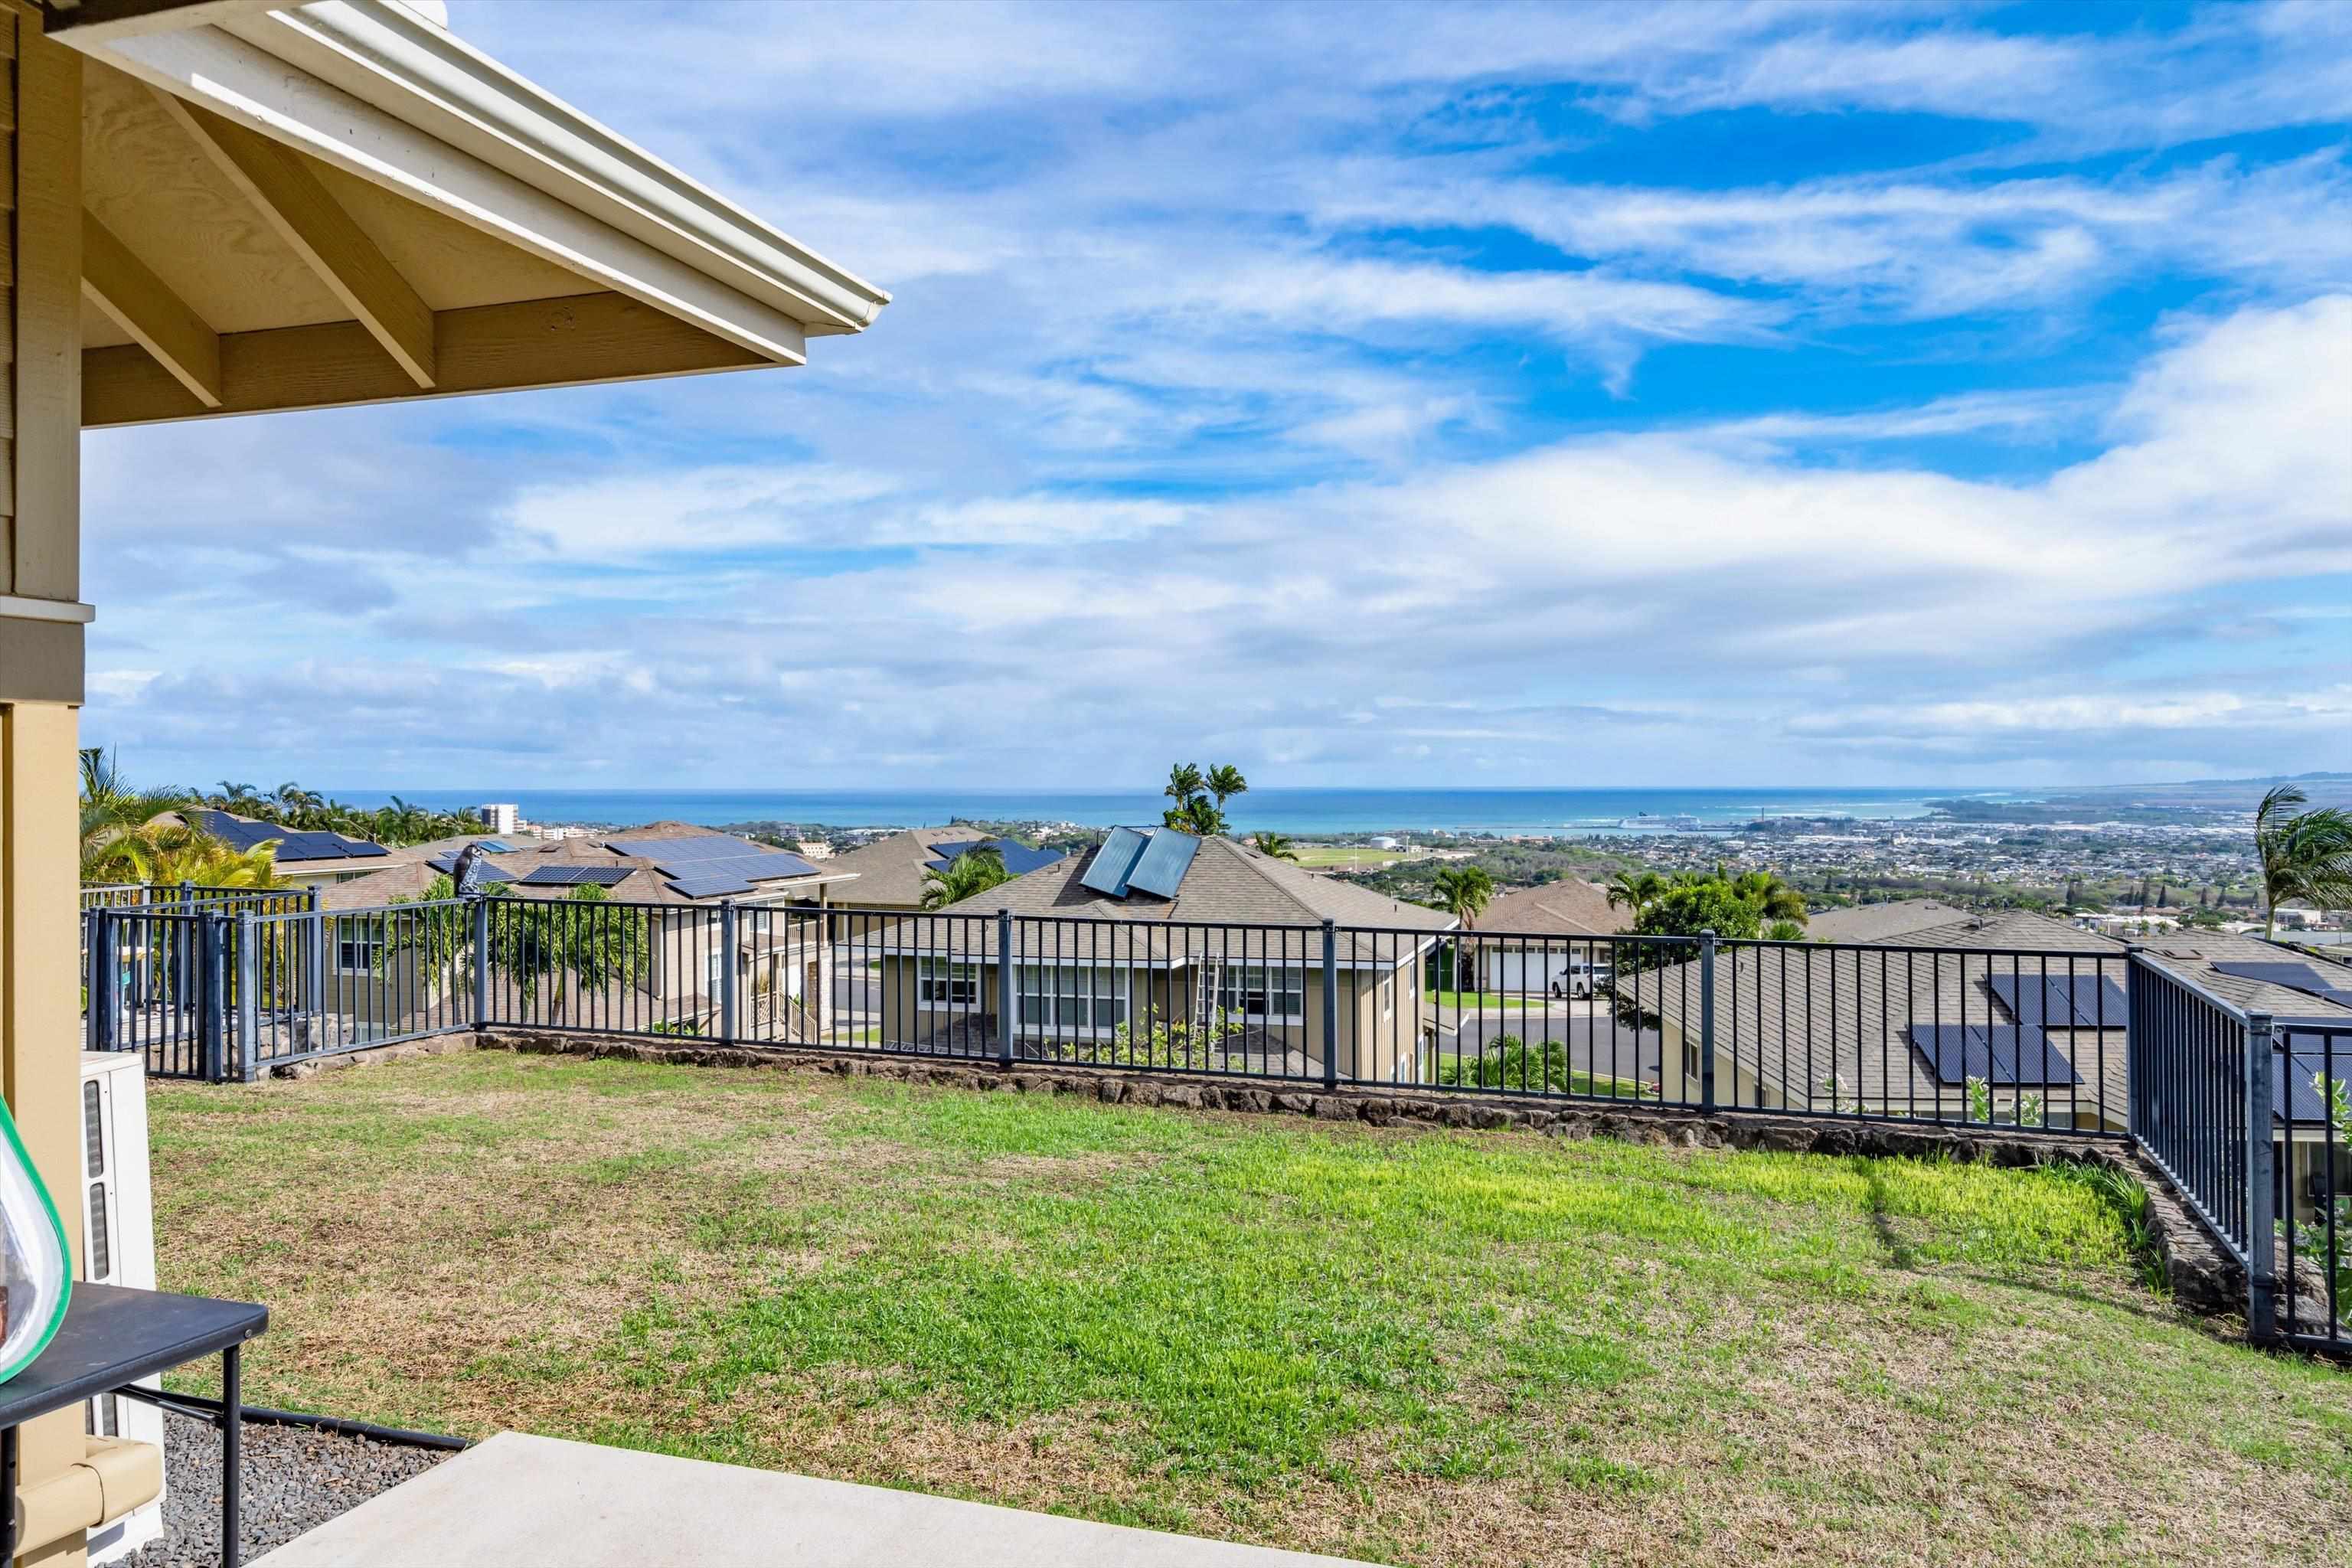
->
xmin=74 ymin=0 xmax=889 ymax=363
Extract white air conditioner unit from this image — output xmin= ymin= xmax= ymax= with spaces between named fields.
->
xmin=81 ymin=1051 xmax=165 ymax=1563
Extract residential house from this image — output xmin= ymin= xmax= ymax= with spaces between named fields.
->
xmin=1637 ymin=909 xmax=2352 ymax=1204
xmin=2123 ymin=930 xmax=2352 ymax=1222
xmin=876 ymin=828 xmax=1454 ymax=1083
xmin=312 ymin=825 xmax=857 ymax=1044
xmin=1642 ymin=907 xmax=2132 ymax=1131
xmin=810 ymin=826 xmax=1065 ymax=912
xmin=1468 ymin=879 xmax=1630 ymax=997
xmin=168 ymin=807 xmax=408 ymax=887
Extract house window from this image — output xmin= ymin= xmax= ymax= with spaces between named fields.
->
xmin=335 ymin=934 xmax=382 ymax=974
xmin=917 ymin=959 xmax=980 ymax=1008
xmin=1217 ymin=965 xmax=1305 ymax=1023
xmin=707 ymin=949 xmax=727 ymax=1001
xmin=1380 ymin=975 xmax=1394 ymax=1019
xmin=1015 ymin=965 xmax=1126 ymax=1034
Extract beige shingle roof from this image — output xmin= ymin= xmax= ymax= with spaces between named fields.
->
xmin=916 ymin=834 xmax=1455 ymax=964
xmin=1477 ymin=880 xmax=1628 ymax=938
xmin=1634 ymin=909 xmax=2135 ymax=1116
xmin=810 ymin=827 xmax=988 ymax=910
xmin=1803 ymin=899 xmax=1970 ymax=944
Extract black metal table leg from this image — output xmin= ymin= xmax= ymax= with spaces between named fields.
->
xmin=2 ymin=1423 xmax=18 ymax=1563
xmin=223 ymin=1345 xmax=242 ymax=1568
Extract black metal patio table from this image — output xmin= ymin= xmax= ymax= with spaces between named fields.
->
xmin=0 ymin=1282 xmax=267 ymax=1567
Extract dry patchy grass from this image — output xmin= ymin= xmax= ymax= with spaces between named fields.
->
xmin=148 ymin=1052 xmax=2352 ymax=1566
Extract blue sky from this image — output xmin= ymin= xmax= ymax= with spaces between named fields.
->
xmin=83 ymin=0 xmax=2352 ymax=792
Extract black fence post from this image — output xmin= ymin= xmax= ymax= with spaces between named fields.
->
xmin=1322 ymin=919 xmax=1339 ymax=1089
xmin=471 ymin=897 xmax=491 ymax=1031
xmin=720 ymin=900 xmax=740 ymax=1043
xmin=236 ymin=912 xmax=261 ymax=1083
xmin=1699 ymin=929 xmax=1717 ymax=1112
xmin=2247 ymin=1010 xmax=2278 ymax=1342
xmin=996 ymin=909 xmax=1016 ymax=1067
xmin=202 ymin=913 xmax=230 ymax=1084
xmin=87 ymin=908 xmax=113 ymax=1053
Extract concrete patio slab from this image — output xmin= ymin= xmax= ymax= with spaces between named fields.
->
xmin=249 ymin=1432 xmax=1380 ymax=1567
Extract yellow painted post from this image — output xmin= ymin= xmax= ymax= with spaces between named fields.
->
xmin=2 ymin=13 xmax=89 ymax=1564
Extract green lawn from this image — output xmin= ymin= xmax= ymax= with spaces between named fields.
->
xmin=1426 ymin=989 xmax=1526 ymax=1010
xmin=148 ymin=1052 xmax=2350 ymax=1566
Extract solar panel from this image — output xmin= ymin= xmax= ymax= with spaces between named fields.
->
xmin=1907 ymin=1024 xmax=2081 ymax=1086
xmin=927 ymin=839 xmax=1065 ymax=877
xmin=1079 ymin=828 xmax=1151 ymax=897
xmin=605 ymin=832 xmax=760 ymax=863
xmin=2212 ymin=960 xmax=2352 ymax=1009
xmin=519 ymin=865 xmax=634 ymax=887
xmin=1125 ymin=828 xmax=1199 ymax=900
xmin=1988 ymin=973 xmax=2128 ymax=1028
xmin=666 ymin=873 xmax=756 ymax=899
xmin=2272 ymin=1026 xmax=2352 ymax=1122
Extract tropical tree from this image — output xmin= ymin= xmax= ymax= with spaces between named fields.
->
xmin=1730 ymin=869 xmax=1808 ymax=925
xmin=1430 ymin=864 xmax=1495 ymax=989
xmin=1635 ymin=880 xmax=1763 ymax=942
xmin=1604 ymin=869 xmax=1667 ymax=925
xmin=1251 ymin=831 xmax=1299 ymax=861
xmin=1161 ymin=761 xmax=1250 ymax=837
xmin=2255 ymin=785 xmax=2352 ymax=939
xmin=1431 ymin=864 xmax=1495 ymax=927
xmin=78 ymin=746 xmax=190 ymax=884
xmin=376 ymin=874 xmax=472 ymax=989
xmin=920 ymin=847 xmax=1013 ymax=909
xmin=1171 ymin=794 xmax=1225 ymax=837
xmin=1204 ymin=764 xmax=1248 ymax=813
xmin=485 ymin=885 xmax=647 ymax=1024
xmin=109 ymin=827 xmax=283 ymax=889
xmin=1163 ymin=763 xmax=1205 ymax=812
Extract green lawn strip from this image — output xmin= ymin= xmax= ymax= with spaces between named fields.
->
xmin=142 ymin=1054 xmax=2352 ymax=1566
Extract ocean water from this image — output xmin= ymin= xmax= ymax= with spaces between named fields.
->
xmin=323 ymin=786 xmax=2004 ymax=837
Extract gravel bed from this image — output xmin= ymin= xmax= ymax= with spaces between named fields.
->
xmin=116 ymin=1412 xmax=452 ymax=1566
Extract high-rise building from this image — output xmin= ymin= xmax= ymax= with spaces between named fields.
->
xmin=479 ymin=802 xmax=521 ymax=835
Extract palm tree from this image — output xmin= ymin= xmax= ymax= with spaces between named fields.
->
xmin=1251 ymin=831 xmax=1298 ymax=861
xmin=1731 ymin=869 xmax=1808 ymax=925
xmin=1205 ymin=764 xmax=1248 ymax=812
xmin=109 ymin=827 xmax=282 ymax=889
xmin=1605 ymin=870 xmax=1666 ymax=925
xmin=920 ymin=847 xmax=1013 ymax=910
xmin=2255 ymin=785 xmax=2352 ymax=940
xmin=79 ymin=747 xmax=192 ymax=884
xmin=1432 ymin=865 xmax=1494 ymax=926
xmin=1430 ymin=865 xmax=1494 ymax=991
xmin=1164 ymin=763 xmax=1204 ymax=810
xmin=216 ymin=780 xmax=259 ymax=804
xmin=1172 ymin=795 xmax=1224 ymax=837
xmin=487 ymin=885 xmax=648 ymax=1023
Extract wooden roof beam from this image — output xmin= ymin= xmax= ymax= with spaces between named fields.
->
xmin=81 ymin=290 xmax=763 ymax=427
xmin=153 ymin=90 xmax=436 ymax=389
xmin=80 ymin=208 xmax=222 ymax=407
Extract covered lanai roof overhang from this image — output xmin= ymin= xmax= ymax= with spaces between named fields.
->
xmin=60 ymin=0 xmax=890 ymax=425
xmin=0 ymin=4 xmax=886 ymax=1558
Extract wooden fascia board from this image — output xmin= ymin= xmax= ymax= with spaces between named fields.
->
xmin=82 ymin=289 xmax=765 ymax=426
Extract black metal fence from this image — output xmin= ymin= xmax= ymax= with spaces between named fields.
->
xmin=2126 ymin=949 xmax=2348 ymax=1354
xmin=78 ymin=892 xmax=2348 ymax=1348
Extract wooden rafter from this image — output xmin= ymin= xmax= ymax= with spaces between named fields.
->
xmin=152 ymin=90 xmax=437 ymax=388
xmin=79 ymin=207 xmax=222 ymax=407
xmin=81 ymin=290 xmax=764 ymax=427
